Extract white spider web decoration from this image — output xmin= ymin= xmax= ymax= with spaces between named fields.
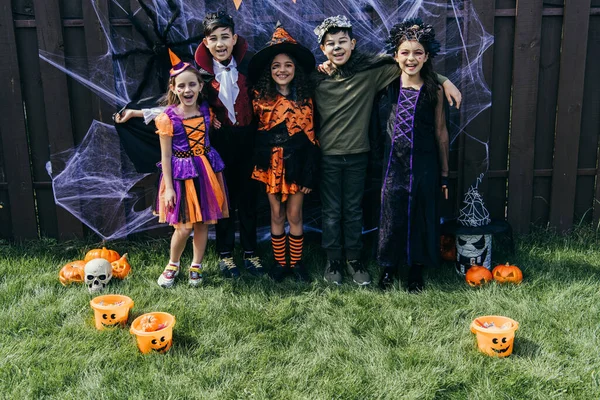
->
xmin=458 ymin=174 xmax=490 ymax=227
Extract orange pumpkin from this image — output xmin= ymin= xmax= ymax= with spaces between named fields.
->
xmin=111 ymin=253 xmax=131 ymax=279
xmin=59 ymin=260 xmax=86 ymax=286
xmin=492 ymin=263 xmax=523 ymax=284
xmin=440 ymin=234 xmax=457 ymax=262
xmin=84 ymin=247 xmax=120 ymax=263
xmin=140 ymin=314 xmax=160 ymax=332
xmin=465 ymin=265 xmax=493 ymax=287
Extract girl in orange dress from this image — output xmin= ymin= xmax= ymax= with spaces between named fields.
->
xmin=155 ymin=50 xmax=229 ymax=288
xmin=248 ymin=25 xmax=319 ymax=282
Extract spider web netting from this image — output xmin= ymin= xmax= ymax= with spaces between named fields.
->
xmin=45 ymin=121 xmax=161 ymax=239
xmin=458 ymin=174 xmax=490 ymax=227
xmin=43 ymin=0 xmax=492 ymax=240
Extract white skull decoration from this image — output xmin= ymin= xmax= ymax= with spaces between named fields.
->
xmin=84 ymin=258 xmax=113 ymax=293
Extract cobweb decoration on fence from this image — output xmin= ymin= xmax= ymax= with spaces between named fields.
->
xmin=458 ymin=174 xmax=490 ymax=227
xmin=46 ymin=121 xmax=161 ymax=240
xmin=40 ymin=0 xmax=493 ymax=239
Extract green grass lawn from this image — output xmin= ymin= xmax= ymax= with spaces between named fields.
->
xmin=1 ymin=229 xmax=600 ymax=399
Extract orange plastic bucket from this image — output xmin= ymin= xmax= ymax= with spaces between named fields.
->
xmin=130 ymin=312 xmax=176 ymax=354
xmin=90 ymin=294 xmax=134 ymax=330
xmin=470 ymin=315 xmax=519 ymax=357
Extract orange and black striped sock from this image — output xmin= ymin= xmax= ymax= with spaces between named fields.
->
xmin=271 ymin=232 xmax=287 ymax=266
xmin=288 ymin=233 xmax=303 ymax=267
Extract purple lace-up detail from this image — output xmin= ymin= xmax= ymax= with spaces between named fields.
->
xmin=381 ymin=85 xmax=421 ymax=265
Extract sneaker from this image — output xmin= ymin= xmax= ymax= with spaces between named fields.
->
xmin=292 ymin=262 xmax=310 ymax=283
xmin=323 ymin=259 xmax=343 ymax=285
xmin=407 ymin=264 xmax=424 ymax=293
xmin=346 ymin=259 xmax=371 ymax=286
xmin=244 ymin=256 xmax=266 ymax=277
xmin=188 ymin=266 xmax=203 ymax=287
xmin=270 ymin=264 xmax=288 ymax=282
xmin=157 ymin=264 xmax=179 ymax=288
xmin=219 ymin=256 xmax=240 ymax=278
xmin=378 ymin=267 xmax=396 ymax=290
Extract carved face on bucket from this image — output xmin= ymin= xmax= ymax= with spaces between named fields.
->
xmin=101 ymin=312 xmax=121 ymax=328
xmin=490 ymin=336 xmax=511 ymax=354
xmin=151 ymin=335 xmax=172 ymax=353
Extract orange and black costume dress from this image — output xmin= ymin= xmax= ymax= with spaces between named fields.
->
xmin=251 ymin=92 xmax=319 ymax=201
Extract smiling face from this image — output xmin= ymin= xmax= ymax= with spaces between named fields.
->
xmin=271 ymin=53 xmax=295 ymax=94
xmin=320 ymin=30 xmax=356 ymax=67
xmin=170 ymin=70 xmax=202 ymax=108
xmin=203 ymin=27 xmax=238 ymax=63
xmin=395 ymin=40 xmax=429 ymax=77
xmin=490 ymin=336 xmax=511 ymax=354
xmin=100 ymin=312 xmax=121 ymax=328
xmin=151 ymin=335 xmax=172 ymax=353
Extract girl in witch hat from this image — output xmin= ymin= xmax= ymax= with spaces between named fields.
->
xmin=248 ymin=24 xmax=319 ymax=282
xmin=154 ymin=50 xmax=229 ymax=288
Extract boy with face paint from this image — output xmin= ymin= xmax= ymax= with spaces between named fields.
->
xmin=314 ymin=16 xmax=461 ymax=286
xmin=117 ymin=11 xmax=264 ymax=278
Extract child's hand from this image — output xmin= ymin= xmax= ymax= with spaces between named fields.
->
xmin=212 ymin=118 xmax=222 ymax=129
xmin=114 ymin=109 xmax=136 ymax=123
xmin=163 ymin=188 xmax=176 ymax=211
xmin=441 ymin=185 xmax=448 ymax=200
xmin=442 ymin=80 xmax=462 ymax=110
xmin=441 ymin=176 xmax=448 ymax=200
xmin=317 ymin=61 xmax=334 ymax=75
xmin=299 ymin=186 xmax=312 ymax=194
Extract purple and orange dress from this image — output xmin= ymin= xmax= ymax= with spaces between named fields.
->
xmin=154 ymin=102 xmax=229 ymax=228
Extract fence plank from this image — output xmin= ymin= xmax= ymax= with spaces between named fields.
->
xmin=580 ymin=16 xmax=600 ymax=225
xmin=462 ymin=0 xmax=495 ymax=207
xmin=487 ymin=15 xmax=514 ymax=220
xmin=506 ymin=0 xmax=544 ymax=233
xmin=549 ymin=0 xmax=591 ymax=232
xmin=34 ymin=0 xmax=83 ymax=239
xmin=530 ymin=15 xmax=562 ymax=226
xmin=0 ymin=0 xmax=38 ymax=239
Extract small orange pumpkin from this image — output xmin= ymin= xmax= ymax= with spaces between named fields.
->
xmin=111 ymin=253 xmax=131 ymax=279
xmin=492 ymin=263 xmax=523 ymax=284
xmin=465 ymin=265 xmax=493 ymax=287
xmin=59 ymin=260 xmax=86 ymax=286
xmin=84 ymin=247 xmax=120 ymax=263
xmin=140 ymin=314 xmax=160 ymax=332
xmin=440 ymin=234 xmax=457 ymax=262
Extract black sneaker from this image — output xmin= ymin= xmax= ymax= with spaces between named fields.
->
xmin=407 ymin=264 xmax=424 ymax=293
xmin=244 ymin=256 xmax=266 ymax=277
xmin=292 ymin=262 xmax=310 ymax=282
xmin=270 ymin=264 xmax=288 ymax=282
xmin=378 ymin=267 xmax=396 ymax=290
xmin=346 ymin=259 xmax=371 ymax=286
xmin=324 ymin=259 xmax=343 ymax=285
xmin=219 ymin=256 xmax=240 ymax=278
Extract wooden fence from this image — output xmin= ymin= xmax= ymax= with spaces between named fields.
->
xmin=1 ymin=0 xmax=599 ymax=241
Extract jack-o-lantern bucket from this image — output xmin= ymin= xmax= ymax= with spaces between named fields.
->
xmin=470 ymin=315 xmax=519 ymax=357
xmin=90 ymin=294 xmax=134 ymax=330
xmin=130 ymin=312 xmax=176 ymax=354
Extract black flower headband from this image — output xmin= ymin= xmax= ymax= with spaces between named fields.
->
xmin=386 ymin=18 xmax=440 ymax=58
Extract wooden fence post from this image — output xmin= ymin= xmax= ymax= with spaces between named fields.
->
xmin=34 ymin=0 xmax=83 ymax=240
xmin=549 ymin=0 xmax=591 ymax=232
xmin=0 ymin=0 xmax=38 ymax=240
xmin=506 ymin=0 xmax=544 ymax=233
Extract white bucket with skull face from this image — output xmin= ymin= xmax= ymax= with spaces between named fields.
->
xmin=84 ymin=258 xmax=113 ymax=293
xmin=455 ymin=234 xmax=492 ymax=275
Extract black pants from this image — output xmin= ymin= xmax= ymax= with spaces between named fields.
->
xmin=320 ymin=153 xmax=369 ymax=261
xmin=210 ymin=125 xmax=258 ymax=254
